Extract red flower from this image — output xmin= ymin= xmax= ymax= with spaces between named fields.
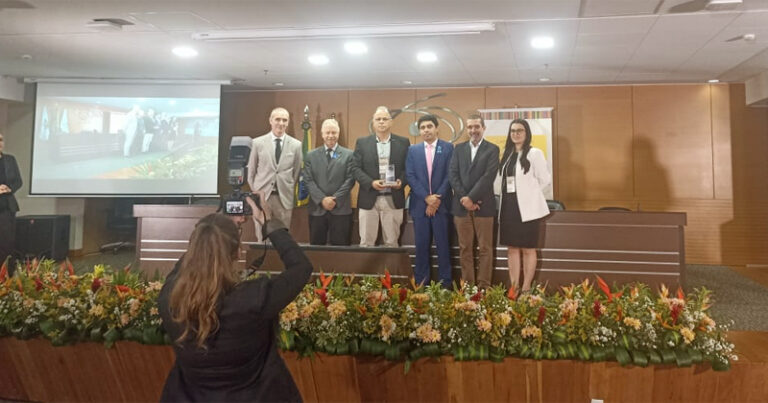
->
xmin=0 ymin=259 xmax=7 ymax=282
xmin=91 ymin=278 xmax=102 ymax=293
xmin=670 ymin=304 xmax=682 ymax=325
xmin=398 ymin=288 xmax=408 ymax=304
xmin=319 ymin=272 xmax=332 ymax=290
xmin=507 ymin=286 xmax=518 ymax=301
xmin=34 ymin=277 xmax=44 ymax=292
xmin=115 ymin=285 xmax=131 ymax=294
xmin=593 ymin=300 xmax=602 ymax=319
xmin=470 ymin=291 xmax=483 ymax=302
xmin=537 ymin=306 xmax=547 ymax=325
xmin=314 ymin=288 xmax=329 ymax=307
xmin=380 ymin=270 xmax=392 ymax=290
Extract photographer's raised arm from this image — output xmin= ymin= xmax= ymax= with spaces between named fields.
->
xmin=259 ymin=220 xmax=313 ymax=318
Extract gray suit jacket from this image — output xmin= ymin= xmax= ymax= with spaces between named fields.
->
xmin=449 ymin=140 xmax=499 ymax=217
xmin=247 ymin=132 xmax=303 ymax=209
xmin=303 ymin=145 xmax=355 ymax=216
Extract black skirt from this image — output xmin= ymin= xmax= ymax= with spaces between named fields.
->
xmin=499 ymin=192 xmax=541 ymax=248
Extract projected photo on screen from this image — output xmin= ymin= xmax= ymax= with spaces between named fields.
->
xmin=31 ymin=83 xmax=221 ymax=195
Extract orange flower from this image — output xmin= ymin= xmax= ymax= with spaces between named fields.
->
xmin=380 ymin=270 xmax=392 ymax=290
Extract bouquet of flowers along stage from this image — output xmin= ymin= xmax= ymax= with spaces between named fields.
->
xmin=0 ymin=259 xmax=164 ymax=347
xmin=279 ymin=273 xmax=361 ymax=356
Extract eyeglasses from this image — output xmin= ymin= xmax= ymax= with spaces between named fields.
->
xmin=509 ymin=129 xmax=526 ymax=134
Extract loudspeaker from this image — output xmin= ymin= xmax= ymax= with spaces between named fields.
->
xmin=15 ymin=215 xmax=71 ymax=261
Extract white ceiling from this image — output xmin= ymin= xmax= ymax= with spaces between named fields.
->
xmin=1 ymin=0 xmax=768 ymax=89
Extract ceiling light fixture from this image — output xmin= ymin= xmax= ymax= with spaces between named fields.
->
xmin=417 ymin=51 xmax=437 ymax=63
xmin=344 ymin=41 xmax=368 ymax=55
xmin=192 ymin=22 xmax=495 ymax=42
xmin=539 ymin=77 xmax=551 ymax=82
xmin=172 ymin=46 xmax=198 ymax=58
xmin=402 ymin=80 xmax=413 ymax=85
xmin=531 ymin=36 xmax=554 ymax=49
xmin=708 ymin=79 xmax=720 ymax=83
xmin=274 ymin=82 xmax=285 ymax=87
xmin=308 ymin=54 xmax=329 ymax=65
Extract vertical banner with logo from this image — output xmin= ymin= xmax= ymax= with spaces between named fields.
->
xmin=478 ymin=107 xmax=554 ymax=199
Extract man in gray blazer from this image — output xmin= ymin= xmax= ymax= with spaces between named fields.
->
xmin=449 ymin=114 xmax=500 ymax=289
xmin=247 ymin=107 xmax=303 ymax=240
xmin=351 ymin=106 xmax=410 ymax=247
xmin=304 ymin=118 xmax=355 ymax=245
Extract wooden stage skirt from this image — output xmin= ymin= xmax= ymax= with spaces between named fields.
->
xmin=1 ymin=332 xmax=766 ymax=402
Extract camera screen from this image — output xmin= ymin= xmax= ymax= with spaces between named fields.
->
xmin=225 ymin=200 xmax=244 ymax=214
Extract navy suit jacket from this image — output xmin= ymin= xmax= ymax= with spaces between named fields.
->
xmin=406 ymin=139 xmax=453 ymax=218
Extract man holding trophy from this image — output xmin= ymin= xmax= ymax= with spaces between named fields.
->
xmin=351 ymin=106 xmax=410 ymax=247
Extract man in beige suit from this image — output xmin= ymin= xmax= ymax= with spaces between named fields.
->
xmin=247 ymin=107 xmax=303 ymax=240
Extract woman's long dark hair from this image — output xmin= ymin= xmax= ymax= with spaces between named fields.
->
xmin=499 ymin=118 xmax=532 ymax=175
xmin=170 ymin=213 xmax=241 ymax=349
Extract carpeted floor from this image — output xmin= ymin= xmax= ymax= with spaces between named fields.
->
xmin=70 ymin=251 xmax=768 ymax=332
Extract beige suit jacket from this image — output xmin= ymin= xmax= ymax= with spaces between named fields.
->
xmin=247 ymin=132 xmax=303 ymax=209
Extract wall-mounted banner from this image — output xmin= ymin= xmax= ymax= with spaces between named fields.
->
xmin=479 ymin=107 xmax=554 ymax=199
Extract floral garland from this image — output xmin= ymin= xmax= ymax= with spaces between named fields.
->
xmin=0 ymin=260 xmax=735 ymax=371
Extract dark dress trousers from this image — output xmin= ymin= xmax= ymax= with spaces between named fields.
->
xmin=0 ymin=153 xmax=22 ymax=269
xmin=405 ymin=140 xmax=453 ymax=287
xmin=303 ymin=145 xmax=355 ymax=245
xmin=158 ymin=225 xmax=313 ymax=402
xmin=351 ymin=133 xmax=410 ymax=210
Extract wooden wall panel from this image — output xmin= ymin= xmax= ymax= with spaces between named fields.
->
xmin=414 ymin=87 xmax=486 ymax=143
xmin=274 ymin=90 xmax=349 ymax=147
xmin=557 ymin=86 xmax=634 ymax=201
xmin=711 ymin=84 xmax=733 ymax=200
xmin=633 ymin=85 xmax=714 ymax=200
xmin=485 ymin=86 xmax=558 ymax=108
xmin=728 ymin=84 xmax=768 ymax=202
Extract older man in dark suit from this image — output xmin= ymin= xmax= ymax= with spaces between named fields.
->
xmin=0 ymin=132 xmax=23 ymax=268
xmin=351 ymin=106 xmax=409 ymax=247
xmin=303 ymin=118 xmax=355 ymax=245
xmin=449 ymin=114 xmax=499 ymax=289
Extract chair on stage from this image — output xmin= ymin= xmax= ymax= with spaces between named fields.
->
xmin=598 ymin=206 xmax=632 ymax=211
xmin=100 ymin=199 xmax=137 ymax=254
xmin=547 ymin=199 xmax=566 ymax=211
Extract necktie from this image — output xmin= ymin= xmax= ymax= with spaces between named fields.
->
xmin=326 ymin=148 xmax=333 ymax=162
xmin=426 ymin=143 xmax=434 ymax=194
xmin=275 ymin=138 xmax=282 ymax=163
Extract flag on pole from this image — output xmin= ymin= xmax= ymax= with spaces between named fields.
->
xmin=295 ymin=105 xmax=311 ymax=206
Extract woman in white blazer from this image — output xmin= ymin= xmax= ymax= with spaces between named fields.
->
xmin=497 ymin=119 xmax=551 ymax=292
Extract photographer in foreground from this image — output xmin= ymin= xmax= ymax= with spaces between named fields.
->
xmin=157 ymin=192 xmax=312 ymax=402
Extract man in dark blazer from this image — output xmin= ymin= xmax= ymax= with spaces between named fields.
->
xmin=303 ymin=118 xmax=355 ymax=245
xmin=449 ymin=114 xmax=499 ymax=290
xmin=351 ymin=106 xmax=409 ymax=247
xmin=406 ymin=115 xmax=454 ymax=287
xmin=0 ymin=132 xmax=23 ymax=269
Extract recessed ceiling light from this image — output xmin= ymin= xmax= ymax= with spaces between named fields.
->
xmin=530 ymin=36 xmax=554 ymax=49
xmin=539 ymin=77 xmax=551 ymax=82
xmin=308 ymin=54 xmax=329 ymax=65
xmin=274 ymin=82 xmax=285 ymax=87
xmin=172 ymin=46 xmax=198 ymax=58
xmin=417 ymin=51 xmax=437 ymax=63
xmin=708 ymin=79 xmax=720 ymax=83
xmin=20 ymin=54 xmax=32 ymax=60
xmin=344 ymin=41 xmax=368 ymax=55
xmin=402 ymin=80 xmax=413 ymax=85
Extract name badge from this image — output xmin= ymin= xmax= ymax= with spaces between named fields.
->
xmin=506 ymin=176 xmax=516 ymax=193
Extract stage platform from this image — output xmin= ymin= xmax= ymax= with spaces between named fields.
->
xmin=134 ymin=204 xmax=686 ymax=289
xmin=0 ymin=332 xmax=766 ymax=402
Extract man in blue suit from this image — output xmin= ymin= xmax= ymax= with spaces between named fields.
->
xmin=406 ymin=115 xmax=454 ymax=288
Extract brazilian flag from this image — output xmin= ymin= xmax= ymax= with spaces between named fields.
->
xmin=295 ymin=119 xmax=311 ymax=206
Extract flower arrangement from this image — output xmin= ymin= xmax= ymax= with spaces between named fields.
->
xmin=0 ymin=259 xmax=735 ymax=371
xmin=0 ymin=258 xmax=164 ymax=347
